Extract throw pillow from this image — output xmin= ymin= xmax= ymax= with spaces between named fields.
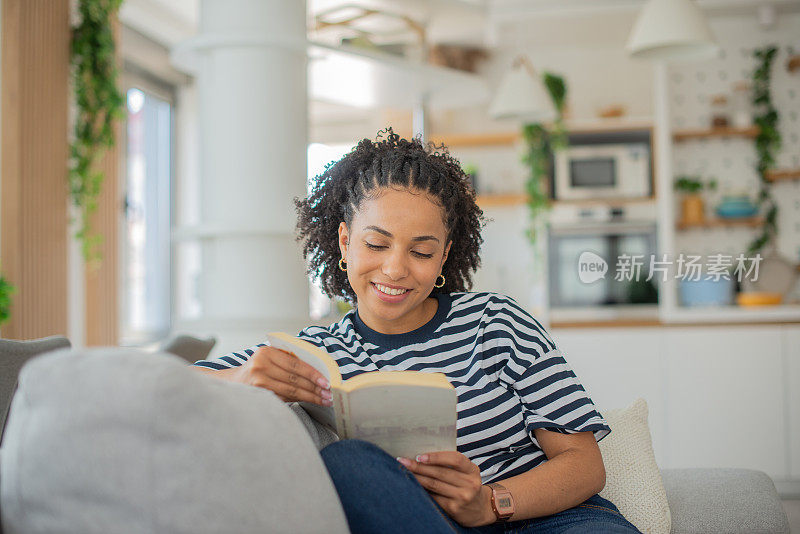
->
xmin=598 ymin=397 xmax=671 ymax=534
xmin=0 ymin=347 xmax=349 ymax=534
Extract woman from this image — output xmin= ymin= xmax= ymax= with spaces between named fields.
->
xmin=194 ymin=130 xmax=641 ymax=533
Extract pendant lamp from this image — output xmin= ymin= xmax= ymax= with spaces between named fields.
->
xmin=489 ymin=56 xmax=556 ymax=122
xmin=627 ymin=0 xmax=719 ymax=61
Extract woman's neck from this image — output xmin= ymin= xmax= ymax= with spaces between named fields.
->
xmin=356 ymin=296 xmax=439 ymax=335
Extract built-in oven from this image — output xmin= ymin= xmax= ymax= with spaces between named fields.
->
xmin=547 ymin=211 xmax=659 ymax=313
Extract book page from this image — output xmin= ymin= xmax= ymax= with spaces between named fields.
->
xmin=345 ymin=383 xmax=457 ymax=459
xmin=266 ymin=333 xmax=344 ymax=433
xmin=265 ymin=332 xmax=341 ymax=386
xmin=297 ymin=396 xmax=339 ymax=434
xmin=340 ymin=370 xmax=452 ymax=392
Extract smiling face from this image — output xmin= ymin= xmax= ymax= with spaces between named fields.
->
xmin=338 ymin=187 xmax=452 ymax=335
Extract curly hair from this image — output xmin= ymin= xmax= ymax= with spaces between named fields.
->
xmin=295 ymin=128 xmax=486 ymax=302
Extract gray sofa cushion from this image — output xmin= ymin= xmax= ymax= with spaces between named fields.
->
xmin=661 ymin=468 xmax=790 ymax=533
xmin=0 ymin=347 xmax=348 ymax=534
xmin=160 ymin=334 xmax=216 ymax=364
xmin=0 ymin=336 xmax=70 ymax=436
xmin=288 ymin=402 xmax=340 ymax=451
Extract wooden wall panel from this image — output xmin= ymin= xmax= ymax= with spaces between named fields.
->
xmin=84 ymin=114 xmax=121 ymax=346
xmin=1 ymin=0 xmax=70 ymax=340
xmin=84 ymin=18 xmax=122 ymax=347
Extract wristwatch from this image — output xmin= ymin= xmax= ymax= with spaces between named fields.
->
xmin=487 ymin=482 xmax=515 ymax=522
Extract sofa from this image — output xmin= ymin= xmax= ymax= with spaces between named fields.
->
xmin=0 ymin=339 xmax=791 ymax=533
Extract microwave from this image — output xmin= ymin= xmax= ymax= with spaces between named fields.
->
xmin=553 ymin=143 xmax=651 ymax=200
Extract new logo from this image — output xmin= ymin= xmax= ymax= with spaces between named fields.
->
xmin=578 ymin=251 xmax=608 ymax=284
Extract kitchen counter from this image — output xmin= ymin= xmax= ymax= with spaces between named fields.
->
xmin=548 ymin=304 xmax=800 ymax=328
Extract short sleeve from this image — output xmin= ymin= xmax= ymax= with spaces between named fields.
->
xmin=490 ymin=296 xmax=611 ymax=444
xmin=508 ymin=348 xmax=610 ymax=443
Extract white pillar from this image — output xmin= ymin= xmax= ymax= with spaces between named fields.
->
xmin=172 ymin=0 xmax=310 ymax=356
xmin=653 ymin=62 xmax=678 ymax=322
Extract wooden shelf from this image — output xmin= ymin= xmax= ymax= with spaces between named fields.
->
xmin=432 ymin=119 xmax=654 ymax=148
xmin=552 ymin=196 xmax=656 ymax=206
xmin=475 ymin=195 xmax=658 ymax=208
xmin=431 ymin=118 xmax=656 ymax=149
xmin=672 ymin=126 xmax=760 ymax=141
xmin=765 ymin=168 xmax=800 ymax=182
xmin=563 ymin=118 xmax=653 ymax=133
xmin=551 ymin=319 xmax=662 ymax=328
xmin=676 ymin=216 xmax=764 ymax=230
xmin=476 ymin=193 xmax=529 ymax=207
xmin=431 ymin=132 xmax=519 ymax=147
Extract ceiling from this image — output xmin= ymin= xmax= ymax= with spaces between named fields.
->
xmin=120 ymin=0 xmax=800 ymax=124
xmin=121 ymin=0 xmax=800 ymax=50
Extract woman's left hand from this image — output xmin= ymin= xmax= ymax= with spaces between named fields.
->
xmin=397 ymin=451 xmax=494 ymax=527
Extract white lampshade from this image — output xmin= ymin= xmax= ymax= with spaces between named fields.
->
xmin=489 ymin=60 xmax=557 ymax=122
xmin=627 ymin=0 xmax=719 ymax=61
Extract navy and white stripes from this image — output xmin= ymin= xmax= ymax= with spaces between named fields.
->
xmin=193 ymin=291 xmax=611 ymax=483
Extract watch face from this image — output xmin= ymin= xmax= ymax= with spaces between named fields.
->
xmin=496 ymin=492 xmax=514 ymax=515
xmin=490 ymin=484 xmax=515 ymax=519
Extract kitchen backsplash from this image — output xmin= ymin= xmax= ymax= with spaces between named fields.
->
xmin=669 ymin=15 xmax=800 ymax=265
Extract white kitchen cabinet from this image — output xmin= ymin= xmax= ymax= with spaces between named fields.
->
xmin=664 ymin=327 xmax=785 ymax=477
xmin=551 ymin=325 xmax=795 ymax=486
xmin=550 ymin=327 xmax=670 ymax=467
xmin=785 ymin=325 xmax=800 ymax=481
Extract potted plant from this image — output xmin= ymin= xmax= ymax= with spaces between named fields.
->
xmin=674 ymin=175 xmax=717 ymax=225
xmin=523 ymin=72 xmax=567 ymax=244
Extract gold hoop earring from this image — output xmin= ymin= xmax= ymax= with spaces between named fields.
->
xmin=338 ymin=258 xmax=347 ymax=272
xmin=434 ymin=274 xmax=445 ymax=288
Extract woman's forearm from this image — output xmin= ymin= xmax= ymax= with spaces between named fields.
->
xmin=491 ymin=448 xmax=605 ymax=522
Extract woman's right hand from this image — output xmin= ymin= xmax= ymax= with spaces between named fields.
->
xmin=233 ymin=346 xmax=333 ymax=407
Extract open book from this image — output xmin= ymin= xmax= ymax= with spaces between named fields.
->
xmin=267 ymin=332 xmax=457 ymax=458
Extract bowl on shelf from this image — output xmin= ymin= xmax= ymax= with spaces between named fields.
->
xmin=596 ymin=104 xmax=626 ymax=118
xmin=715 ymin=196 xmax=758 ymax=219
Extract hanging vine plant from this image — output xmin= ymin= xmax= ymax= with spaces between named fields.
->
xmin=70 ymin=0 xmax=125 ymax=263
xmin=747 ymin=45 xmax=781 ymax=256
xmin=0 ymin=271 xmax=15 ymax=327
xmin=522 ymin=71 xmax=568 ymax=244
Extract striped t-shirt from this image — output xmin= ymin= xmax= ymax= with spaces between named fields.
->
xmin=194 ymin=291 xmax=611 ymax=483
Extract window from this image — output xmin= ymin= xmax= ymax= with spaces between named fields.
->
xmin=120 ymin=79 xmax=174 ymax=345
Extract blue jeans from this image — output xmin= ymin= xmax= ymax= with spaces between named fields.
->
xmin=320 ymin=439 xmax=642 ymax=534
